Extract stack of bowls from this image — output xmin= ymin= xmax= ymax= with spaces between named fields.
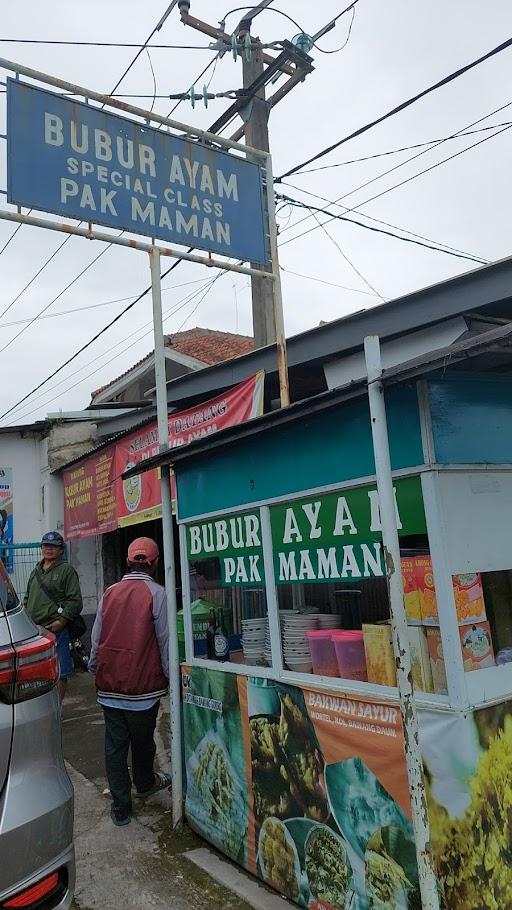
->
xmin=281 ymin=611 xmax=319 ymax=672
xmin=241 ymin=617 xmax=266 ymax=664
xmin=263 ymin=618 xmax=272 ymax=666
xmin=316 ymin=613 xmax=342 ymax=631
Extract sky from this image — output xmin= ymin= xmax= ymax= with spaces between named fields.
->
xmin=1 ymin=0 xmax=512 ymax=424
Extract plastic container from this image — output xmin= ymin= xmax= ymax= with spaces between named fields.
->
xmin=305 ymin=630 xmax=339 ymax=677
xmin=331 ymin=630 xmax=367 ymax=681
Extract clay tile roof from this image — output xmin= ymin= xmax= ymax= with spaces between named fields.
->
xmin=168 ymin=327 xmax=253 ymax=366
xmin=90 ymin=327 xmax=254 ymax=400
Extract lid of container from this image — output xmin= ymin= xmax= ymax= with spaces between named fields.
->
xmin=331 ymin=630 xmax=364 ymax=640
xmin=305 ymin=630 xmax=335 ymax=639
xmin=190 ymin=598 xmax=217 ymax=615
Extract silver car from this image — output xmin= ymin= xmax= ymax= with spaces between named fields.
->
xmin=0 ymin=559 xmax=75 ymax=909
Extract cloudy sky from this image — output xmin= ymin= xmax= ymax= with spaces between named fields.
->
xmin=0 ymin=0 xmax=511 ymax=423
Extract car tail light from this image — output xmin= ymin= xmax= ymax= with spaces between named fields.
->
xmin=2 ymin=871 xmax=60 ymax=907
xmin=0 ymin=631 xmax=58 ymax=704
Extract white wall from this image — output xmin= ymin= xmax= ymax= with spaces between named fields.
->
xmin=0 ymin=432 xmax=45 ymax=542
xmin=436 ymin=470 xmax=512 ymax=574
xmin=69 ymin=535 xmax=103 ymax=616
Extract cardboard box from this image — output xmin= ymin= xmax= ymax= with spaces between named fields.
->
xmin=452 ymin=574 xmax=487 ymax=625
xmin=408 ymin=626 xmax=434 ymax=693
xmin=415 ymin=556 xmax=439 ymax=625
xmin=459 ymin=620 xmax=495 ymax=671
xmin=363 ymin=623 xmax=397 ymax=687
xmin=426 ymin=628 xmax=448 ymax=694
xmin=401 ymin=557 xmax=421 ymax=622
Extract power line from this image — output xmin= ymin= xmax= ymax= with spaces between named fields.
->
xmin=0 ymin=38 xmax=212 ymax=49
xmin=294 ymin=121 xmax=512 ymax=173
xmin=0 ymin=277 xmax=211 ymax=328
xmin=279 ymin=193 xmax=488 ymax=264
xmin=307 ymin=208 xmax=384 ymax=299
xmin=314 ymin=5 xmax=356 ymax=55
xmin=4 ymin=276 xmax=223 ymax=424
xmin=279 ymin=184 xmax=489 ymax=263
xmin=108 ymin=1 xmax=180 ymax=96
xmin=0 ymin=233 xmax=73 ymax=322
xmin=280 ymin=121 xmax=512 ymax=250
xmin=277 ymin=99 xmax=512 ymax=247
xmin=280 ymin=266 xmax=380 ymax=296
xmin=0 ymin=240 xmax=118 ymax=354
xmin=277 ymin=35 xmax=512 ymax=181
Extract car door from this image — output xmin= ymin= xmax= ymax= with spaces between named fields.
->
xmin=0 ymin=560 xmax=16 ymax=794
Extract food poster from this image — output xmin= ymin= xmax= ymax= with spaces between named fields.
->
xmin=0 ymin=467 xmax=13 ymax=572
xmin=246 ymin=678 xmax=419 ymax=910
xmin=419 ymin=701 xmax=512 ymax=910
xmin=181 ymin=665 xmax=250 ymax=866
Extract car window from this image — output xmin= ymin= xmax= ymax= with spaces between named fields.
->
xmin=0 ymin=559 xmax=20 ymax=613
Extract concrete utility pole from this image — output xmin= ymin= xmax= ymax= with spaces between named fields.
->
xmin=179 ymin=6 xmax=313 ymax=355
xmin=240 ymin=33 xmax=276 ymax=348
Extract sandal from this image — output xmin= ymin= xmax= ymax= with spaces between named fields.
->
xmin=137 ymin=770 xmax=172 ymax=798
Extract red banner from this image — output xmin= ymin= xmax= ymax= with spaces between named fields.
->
xmin=63 ymin=447 xmax=117 ymax=540
xmin=63 ymin=372 xmax=264 ymax=538
xmin=115 ymin=371 xmax=264 ymax=527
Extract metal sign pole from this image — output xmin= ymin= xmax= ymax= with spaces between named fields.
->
xmin=364 ymin=335 xmax=440 ymax=910
xmin=265 ymin=153 xmax=290 ymax=408
xmin=149 ymin=246 xmax=183 ymax=828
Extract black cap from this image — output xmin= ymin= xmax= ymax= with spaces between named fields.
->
xmin=41 ymin=531 xmax=64 ymax=547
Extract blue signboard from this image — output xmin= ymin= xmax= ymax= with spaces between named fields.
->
xmin=7 ymin=80 xmax=267 ymax=263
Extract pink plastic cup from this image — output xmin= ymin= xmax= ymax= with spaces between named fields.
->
xmin=331 ymin=630 xmax=368 ymax=681
xmin=305 ymin=630 xmax=339 ymax=677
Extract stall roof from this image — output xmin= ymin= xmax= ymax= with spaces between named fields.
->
xmin=123 ymin=321 xmax=512 ymax=480
xmin=147 ymin=255 xmax=512 ymax=408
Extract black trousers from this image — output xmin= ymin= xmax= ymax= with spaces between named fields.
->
xmin=102 ymin=702 xmax=159 ymax=817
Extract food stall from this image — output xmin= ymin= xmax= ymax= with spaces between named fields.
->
xmin=131 ymin=357 xmax=512 ymax=910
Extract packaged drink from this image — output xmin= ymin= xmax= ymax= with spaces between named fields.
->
xmin=214 ymin=610 xmax=230 ymax=662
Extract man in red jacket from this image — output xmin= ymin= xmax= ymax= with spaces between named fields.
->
xmin=89 ymin=537 xmax=171 ymax=826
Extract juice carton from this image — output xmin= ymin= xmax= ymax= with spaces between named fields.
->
xmin=363 ymin=623 xmax=397 ymax=687
xmin=459 ymin=620 xmax=495 ymax=671
xmin=415 ymin=556 xmax=439 ymax=625
xmin=426 ymin=628 xmax=448 ymax=694
xmin=408 ymin=626 xmax=434 ymax=693
xmin=401 ymin=557 xmax=421 ymax=622
xmin=452 ymin=574 xmax=486 ymax=625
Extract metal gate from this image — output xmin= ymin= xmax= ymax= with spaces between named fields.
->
xmin=0 ymin=542 xmax=67 ymax=601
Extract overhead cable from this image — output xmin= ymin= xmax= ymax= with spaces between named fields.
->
xmin=279 ymin=194 xmax=488 ymax=265
xmin=4 ymin=275 xmax=224 ymax=425
xmin=277 ymin=35 xmax=512 ymax=181
xmin=295 ymin=121 xmax=512 ymax=173
xmin=279 ymin=183 xmax=489 ymax=263
xmin=307 ymin=208 xmax=384 ymax=299
xmin=278 ymin=99 xmax=512 ymax=245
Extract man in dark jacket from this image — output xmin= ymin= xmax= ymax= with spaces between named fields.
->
xmin=25 ymin=530 xmax=83 ymax=700
xmin=89 ymin=537 xmax=171 ymax=827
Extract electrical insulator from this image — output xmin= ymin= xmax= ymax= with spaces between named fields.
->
xmin=231 ymin=34 xmax=238 ymax=60
xmin=202 ymin=85 xmax=209 ymax=108
xmin=244 ymin=33 xmax=252 ymax=61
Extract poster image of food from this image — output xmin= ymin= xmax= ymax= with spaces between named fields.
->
xmin=0 ymin=467 xmax=13 ymax=572
xmin=181 ymin=665 xmax=249 ymax=865
xmin=420 ymin=701 xmax=512 ymax=910
xmin=247 ymin=679 xmax=419 ymax=910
